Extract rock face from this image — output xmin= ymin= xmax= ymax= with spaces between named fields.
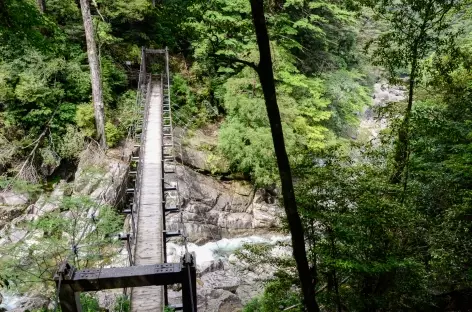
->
xmin=167 ymin=165 xmax=281 ymax=244
xmin=0 ymin=193 xmax=28 ymax=207
xmin=166 ymin=235 xmax=289 ymax=312
xmin=0 ymin=192 xmax=29 ymax=230
xmin=359 ymin=83 xmax=406 ymax=141
xmin=162 ymin=125 xmax=284 ymax=311
xmin=174 ymin=125 xmax=230 ymax=174
xmin=0 ymin=145 xmax=131 ymax=312
xmin=6 ymin=295 xmax=49 ymax=312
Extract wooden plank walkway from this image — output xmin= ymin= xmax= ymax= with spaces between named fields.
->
xmin=131 ymin=78 xmax=164 ymax=312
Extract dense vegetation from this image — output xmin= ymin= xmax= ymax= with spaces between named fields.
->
xmin=1 ymin=0 xmax=472 ymax=311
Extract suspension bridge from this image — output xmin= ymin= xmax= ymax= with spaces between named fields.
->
xmin=54 ymin=48 xmax=197 ymax=312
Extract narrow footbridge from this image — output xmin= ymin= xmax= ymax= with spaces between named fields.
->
xmin=54 ymin=48 xmax=197 ymax=312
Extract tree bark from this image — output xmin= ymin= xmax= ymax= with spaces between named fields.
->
xmin=79 ymin=0 xmax=107 ymax=149
xmin=249 ymin=1 xmax=320 ymax=311
xmin=391 ymin=44 xmax=418 ymax=184
xmin=37 ymin=0 xmax=46 ymax=13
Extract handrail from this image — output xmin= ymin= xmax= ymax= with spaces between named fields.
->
xmin=129 ymin=47 xmax=151 ymax=265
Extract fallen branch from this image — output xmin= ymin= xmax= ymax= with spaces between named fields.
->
xmin=15 ymin=128 xmax=48 ymax=181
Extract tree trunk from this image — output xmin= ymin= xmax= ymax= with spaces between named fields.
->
xmin=391 ymin=48 xmax=417 ymax=184
xmin=249 ymin=1 xmax=320 ymax=311
xmin=37 ymin=0 xmax=46 ymax=13
xmin=79 ymin=0 xmax=107 ymax=149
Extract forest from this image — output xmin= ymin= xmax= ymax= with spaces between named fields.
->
xmin=0 ymin=0 xmax=472 ymax=311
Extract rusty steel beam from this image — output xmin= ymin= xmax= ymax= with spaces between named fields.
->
xmin=56 ymin=263 xmax=181 ymax=292
xmin=54 ymin=253 xmax=197 ymax=312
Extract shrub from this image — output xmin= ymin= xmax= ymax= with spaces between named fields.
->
xmin=116 ymin=90 xmax=138 ymax=132
xmin=105 ymin=121 xmax=123 ymax=147
xmin=113 ymin=295 xmax=131 ymax=312
xmin=57 ymin=125 xmax=85 ymax=159
xmin=75 ymin=104 xmax=96 ymax=138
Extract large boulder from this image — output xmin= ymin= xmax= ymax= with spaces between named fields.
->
xmin=28 ymin=181 xmax=67 ymax=216
xmin=167 ymin=166 xmax=281 ymax=243
xmin=201 ymin=289 xmax=243 ymax=312
xmin=73 ymin=144 xmax=130 ymax=205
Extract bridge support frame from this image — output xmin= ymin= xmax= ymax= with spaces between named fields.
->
xmin=54 ymin=253 xmax=197 ymax=312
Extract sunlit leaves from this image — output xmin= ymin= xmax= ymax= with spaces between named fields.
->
xmin=0 ymin=195 xmax=123 ymax=292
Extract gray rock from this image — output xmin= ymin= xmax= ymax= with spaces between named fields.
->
xmin=75 ymin=160 xmax=128 ymax=206
xmin=0 ymin=147 xmax=132 ymax=311
xmin=236 ymin=283 xmax=265 ymax=305
xmin=0 ymin=192 xmax=29 ymax=206
xmin=252 ymin=202 xmax=279 ymax=228
xmin=201 ymin=271 xmax=240 ymax=293
xmin=200 ymin=259 xmax=225 ymax=276
xmin=7 ymin=295 xmax=49 ymax=312
xmin=30 ymin=181 xmax=66 ymax=216
xmin=201 ymin=289 xmax=243 ymax=312
xmin=0 ymin=205 xmax=24 ymax=230
xmin=167 ymin=166 xmax=281 ymax=243
xmin=174 ymin=127 xmax=230 ymax=174
xmin=359 ymin=83 xmax=405 ymax=142
xmin=96 ymin=289 xmax=123 ymax=311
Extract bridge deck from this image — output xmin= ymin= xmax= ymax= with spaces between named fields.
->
xmin=131 ymin=78 xmax=164 ymax=312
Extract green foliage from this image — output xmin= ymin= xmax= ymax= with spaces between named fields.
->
xmin=295 ymin=147 xmax=428 ymax=310
xmin=79 ymin=293 xmax=102 ymax=312
xmin=33 ymin=293 xmax=128 ymax=311
xmin=217 ymin=48 xmax=352 ymax=185
xmin=57 ymin=125 xmax=85 ymax=159
xmin=186 ymin=0 xmax=370 ymax=186
xmin=115 ymin=90 xmax=138 ymax=132
xmin=75 ymin=104 xmax=96 ymax=138
xmin=0 ymin=51 xmax=83 ymax=136
xmin=0 ymin=194 xmax=124 ymax=292
xmin=171 ymin=73 xmax=206 ymax=126
xmin=0 ymin=176 xmax=42 ymax=197
xmin=246 ymin=41 xmax=472 ymax=310
xmin=361 ymin=0 xmax=467 ymax=83
xmin=113 ymin=295 xmax=131 ymax=312
xmin=100 ymin=56 xmax=128 ymax=106
xmin=3 ymin=0 xmax=472 ymax=311
xmin=105 ymin=121 xmax=123 ymax=147
xmin=244 ymin=280 xmax=303 ymax=312
xmin=0 ymin=0 xmax=155 ymax=178
xmin=323 ymin=69 xmax=372 ymax=136
xmin=0 ymin=0 xmax=50 ymax=58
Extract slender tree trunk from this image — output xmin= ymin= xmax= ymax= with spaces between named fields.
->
xmin=79 ymin=0 xmax=107 ymax=149
xmin=328 ymin=229 xmax=342 ymax=312
xmin=37 ymin=0 xmax=46 ymax=13
xmin=249 ymin=1 xmax=319 ymax=311
xmin=391 ymin=49 xmax=417 ymax=184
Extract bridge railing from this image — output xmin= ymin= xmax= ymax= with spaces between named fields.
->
xmin=54 ymin=47 xmax=197 ymax=312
